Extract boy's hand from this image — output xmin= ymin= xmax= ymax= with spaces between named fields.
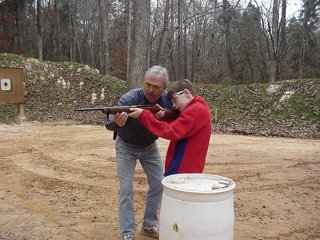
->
xmin=154 ymin=109 xmax=165 ymax=119
xmin=128 ymin=108 xmax=165 ymax=119
xmin=128 ymin=108 xmax=143 ymax=118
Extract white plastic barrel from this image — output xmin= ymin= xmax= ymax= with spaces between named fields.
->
xmin=159 ymin=173 xmax=236 ymax=240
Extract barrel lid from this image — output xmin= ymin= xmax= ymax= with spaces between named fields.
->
xmin=162 ymin=173 xmax=235 ymax=193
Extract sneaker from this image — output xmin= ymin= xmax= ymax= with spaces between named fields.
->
xmin=123 ymin=234 xmax=134 ymax=240
xmin=140 ymin=225 xmax=159 ymax=239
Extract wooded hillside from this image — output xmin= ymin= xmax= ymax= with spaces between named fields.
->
xmin=1 ymin=53 xmax=319 ymax=139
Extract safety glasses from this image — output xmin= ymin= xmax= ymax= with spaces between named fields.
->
xmin=143 ymin=82 xmax=163 ymax=92
xmin=172 ymin=90 xmax=184 ymax=97
xmin=171 ymin=90 xmax=184 ymax=104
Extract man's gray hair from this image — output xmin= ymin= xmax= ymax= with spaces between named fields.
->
xmin=145 ymin=65 xmax=169 ymax=87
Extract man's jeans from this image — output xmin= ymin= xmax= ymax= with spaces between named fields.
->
xmin=115 ymin=137 xmax=163 ymax=237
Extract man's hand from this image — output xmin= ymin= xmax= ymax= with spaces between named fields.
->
xmin=114 ymin=112 xmax=128 ymax=127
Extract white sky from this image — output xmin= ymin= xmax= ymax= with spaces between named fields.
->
xmin=241 ymin=0 xmax=303 ymax=19
xmin=284 ymin=0 xmax=303 ymax=18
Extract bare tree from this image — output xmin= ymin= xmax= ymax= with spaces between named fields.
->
xmin=223 ymin=0 xmax=235 ymax=82
xmin=279 ymin=0 xmax=287 ymax=80
xmin=126 ymin=0 xmax=132 ymax=82
xmin=52 ymin=0 xmax=61 ymax=61
xmin=169 ymin=0 xmax=177 ymax=80
xmin=208 ymin=0 xmax=219 ymax=83
xmin=103 ymin=0 xmax=111 ymax=75
xmin=127 ymin=0 xmax=150 ymax=89
xmin=98 ymin=0 xmax=104 ymax=74
xmin=17 ymin=0 xmax=26 ymax=53
xmin=269 ymin=0 xmax=280 ymax=83
xmin=68 ymin=0 xmax=76 ymax=62
xmin=177 ymin=0 xmax=182 ymax=79
xmin=154 ymin=0 xmax=170 ymax=66
xmin=36 ymin=0 xmax=43 ymax=61
xmin=298 ymin=0 xmax=313 ymax=79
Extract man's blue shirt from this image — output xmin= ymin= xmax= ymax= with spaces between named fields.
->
xmin=105 ymin=88 xmax=171 ymax=147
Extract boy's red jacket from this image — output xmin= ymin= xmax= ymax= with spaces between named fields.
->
xmin=138 ymin=96 xmax=212 ymax=176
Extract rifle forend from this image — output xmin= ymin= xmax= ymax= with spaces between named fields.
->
xmin=75 ymin=104 xmax=179 ymax=120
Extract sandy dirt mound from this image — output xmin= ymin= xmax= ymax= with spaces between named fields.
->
xmin=0 ymin=122 xmax=319 ymax=240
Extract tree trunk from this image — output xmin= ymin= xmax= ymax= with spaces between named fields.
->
xmin=17 ymin=0 xmax=26 ymax=53
xmin=126 ymin=0 xmax=132 ymax=82
xmin=127 ymin=0 xmax=150 ymax=89
xmin=103 ymin=0 xmax=111 ymax=75
xmin=73 ymin=1 xmax=82 ymax=64
xmin=36 ymin=0 xmax=43 ymax=61
xmin=155 ymin=0 xmax=170 ymax=65
xmin=223 ymin=0 xmax=235 ymax=82
xmin=68 ymin=0 xmax=76 ymax=62
xmin=279 ymin=0 xmax=287 ymax=80
xmin=269 ymin=0 xmax=279 ymax=83
xmin=183 ymin=18 xmax=187 ymax=79
xmin=298 ymin=0 xmax=313 ymax=79
xmin=169 ymin=0 xmax=177 ymax=81
xmin=177 ymin=0 xmax=182 ymax=79
xmin=53 ymin=0 xmax=60 ymax=61
xmin=98 ymin=0 xmax=104 ymax=74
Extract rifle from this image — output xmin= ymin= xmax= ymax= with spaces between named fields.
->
xmin=75 ymin=104 xmax=179 ymax=120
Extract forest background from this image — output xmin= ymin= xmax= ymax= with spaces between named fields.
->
xmin=0 ymin=0 xmax=320 ymax=86
xmin=0 ymin=2 xmax=320 ymax=240
xmin=0 ymin=0 xmax=319 ymax=139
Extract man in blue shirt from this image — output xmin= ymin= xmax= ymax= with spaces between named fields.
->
xmin=105 ymin=66 xmax=172 ymax=240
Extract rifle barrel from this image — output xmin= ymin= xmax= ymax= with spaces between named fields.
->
xmin=75 ymin=108 xmax=105 ymax=111
xmin=74 ymin=105 xmax=179 ymax=120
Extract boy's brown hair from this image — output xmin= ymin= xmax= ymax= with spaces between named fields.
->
xmin=167 ymin=79 xmax=195 ymax=102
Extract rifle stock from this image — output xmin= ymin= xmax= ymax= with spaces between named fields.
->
xmin=75 ymin=104 xmax=179 ymax=120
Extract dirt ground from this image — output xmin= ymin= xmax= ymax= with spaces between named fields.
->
xmin=0 ymin=121 xmax=319 ymax=240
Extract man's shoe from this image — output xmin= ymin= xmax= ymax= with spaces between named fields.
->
xmin=140 ymin=225 xmax=159 ymax=239
xmin=123 ymin=234 xmax=134 ymax=240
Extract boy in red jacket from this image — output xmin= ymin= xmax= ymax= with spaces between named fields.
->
xmin=129 ymin=79 xmax=212 ymax=176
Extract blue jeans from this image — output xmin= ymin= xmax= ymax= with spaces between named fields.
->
xmin=115 ymin=136 xmax=163 ymax=237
